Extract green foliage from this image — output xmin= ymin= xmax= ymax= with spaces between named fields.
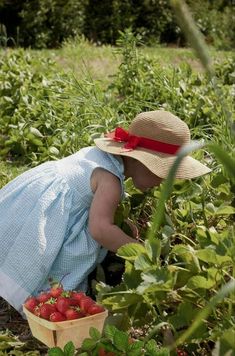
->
xmin=0 ymin=331 xmax=40 ymax=355
xmin=2 ymin=42 xmax=233 ymax=166
xmin=84 ymin=0 xmax=134 ymax=45
xmin=0 ymin=32 xmax=234 ymax=355
xmin=79 ymin=324 xmax=168 ymax=355
xmin=0 ymin=49 xmax=118 ymax=164
xmin=48 ymin=341 xmax=75 ymax=356
xmin=19 ymin=0 xmax=87 ymax=49
xmin=94 ymin=28 xmax=235 ymax=355
xmin=0 ymin=0 xmax=234 ymax=49
xmin=188 ymin=0 xmax=235 ymax=50
xmin=0 ymin=49 xmax=75 ymax=163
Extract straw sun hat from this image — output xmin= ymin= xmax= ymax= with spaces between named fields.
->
xmin=94 ymin=110 xmax=211 ymax=179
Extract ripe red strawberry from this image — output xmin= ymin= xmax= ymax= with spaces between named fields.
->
xmin=68 ymin=297 xmax=80 ymax=306
xmin=56 ymin=296 xmax=71 ymax=314
xmin=50 ymin=286 xmax=63 ymax=298
xmin=65 ymin=308 xmax=84 ymax=320
xmin=71 ymin=291 xmax=86 ymax=304
xmin=98 ymin=349 xmax=115 ymax=356
xmin=39 ymin=303 xmax=57 ymax=320
xmin=36 ymin=292 xmax=51 ymax=303
xmin=87 ymin=304 xmax=105 ymax=315
xmin=98 ymin=349 xmax=106 ymax=356
xmin=24 ymin=297 xmax=39 ymax=312
xmin=50 ymin=311 xmax=66 ymax=322
xmin=79 ymin=296 xmax=95 ymax=312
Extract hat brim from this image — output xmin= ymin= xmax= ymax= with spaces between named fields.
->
xmin=94 ymin=138 xmax=211 ymax=179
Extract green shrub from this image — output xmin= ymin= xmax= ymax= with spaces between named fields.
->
xmin=188 ymin=0 xmax=235 ymax=50
xmin=19 ymin=0 xmax=87 ymax=48
xmin=0 ymin=0 xmax=234 ymax=49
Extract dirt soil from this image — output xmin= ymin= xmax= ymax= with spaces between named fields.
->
xmin=0 ymin=297 xmax=49 ymax=354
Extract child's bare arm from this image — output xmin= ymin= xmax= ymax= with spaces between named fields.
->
xmin=88 ymin=168 xmax=138 ymax=252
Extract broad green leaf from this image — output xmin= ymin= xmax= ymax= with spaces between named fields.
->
xmin=215 ymin=205 xmax=235 ymax=215
xmin=216 ymin=183 xmax=231 ymax=196
xmin=211 ymin=173 xmax=228 ymax=188
xmin=63 ymin=341 xmax=75 ymax=356
xmin=187 ymin=275 xmax=215 ymax=289
xmin=205 ymin=203 xmax=235 ymax=216
xmin=134 ymin=253 xmax=153 ymax=270
xmin=205 ymin=202 xmax=216 ymax=214
xmin=89 ymin=327 xmax=101 ymax=341
xmin=169 ymin=302 xmax=197 ymax=329
xmin=104 ymin=324 xmax=118 ymax=343
xmin=117 ymin=243 xmax=146 ymax=261
xmin=80 ymin=338 xmax=97 ymax=351
xmin=145 ymin=239 xmax=161 ymax=263
xmin=213 ymin=328 xmax=235 ymax=355
xmin=207 ymin=267 xmax=223 ymax=284
xmin=196 ymin=249 xmax=231 ymax=265
xmin=145 ymin=339 xmax=169 ymax=356
xmin=113 ymin=330 xmax=129 ymax=351
xmin=48 ymin=347 xmax=64 ymax=356
xmin=101 ymin=293 xmax=141 ymax=309
xmin=137 ymin=269 xmax=174 ymax=293
xmin=123 ymin=260 xmax=142 ymax=288
xmin=172 ymin=244 xmax=201 ymax=272
xmin=127 ymin=340 xmax=144 ymax=352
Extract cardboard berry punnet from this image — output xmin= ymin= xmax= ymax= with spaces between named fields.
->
xmin=23 ymin=287 xmax=108 ymax=348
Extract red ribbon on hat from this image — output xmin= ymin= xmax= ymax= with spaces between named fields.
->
xmin=106 ymin=127 xmax=180 ymax=154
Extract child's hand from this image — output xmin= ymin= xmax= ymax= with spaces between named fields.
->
xmin=124 ymin=219 xmax=139 ymax=240
xmin=124 ymin=218 xmax=139 ymax=239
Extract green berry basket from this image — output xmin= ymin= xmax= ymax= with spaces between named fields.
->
xmin=23 ymin=305 xmax=108 ymax=348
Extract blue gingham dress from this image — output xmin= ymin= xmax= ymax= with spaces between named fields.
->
xmin=0 ymin=147 xmax=124 ymax=313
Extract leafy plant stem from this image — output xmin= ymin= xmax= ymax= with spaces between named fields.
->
xmin=143 ymin=322 xmax=174 ymax=344
xmin=176 ymin=233 xmax=196 ymax=246
xmin=173 ymin=278 xmax=235 ymax=347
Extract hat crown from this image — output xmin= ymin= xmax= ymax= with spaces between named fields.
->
xmin=129 ymin=111 xmax=191 ymax=146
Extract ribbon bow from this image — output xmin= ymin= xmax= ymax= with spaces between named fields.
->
xmin=107 ymin=127 xmax=141 ymax=150
xmin=106 ymin=127 xmax=180 ymax=154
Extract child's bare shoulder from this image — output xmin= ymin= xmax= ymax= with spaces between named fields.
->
xmin=90 ymin=167 xmax=122 ymax=194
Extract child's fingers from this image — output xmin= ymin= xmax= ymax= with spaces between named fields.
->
xmin=124 ymin=218 xmax=139 ymax=239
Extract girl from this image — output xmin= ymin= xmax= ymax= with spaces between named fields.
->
xmin=0 ymin=110 xmax=210 ymax=314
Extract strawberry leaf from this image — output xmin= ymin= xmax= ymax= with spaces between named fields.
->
xmin=48 ymin=347 xmax=64 ymax=356
xmin=63 ymin=341 xmax=75 ymax=356
xmin=81 ymin=338 xmax=97 ymax=351
xmin=104 ymin=324 xmax=117 ymax=343
xmin=113 ymin=330 xmax=129 ymax=351
xmin=89 ymin=327 xmax=101 ymax=341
